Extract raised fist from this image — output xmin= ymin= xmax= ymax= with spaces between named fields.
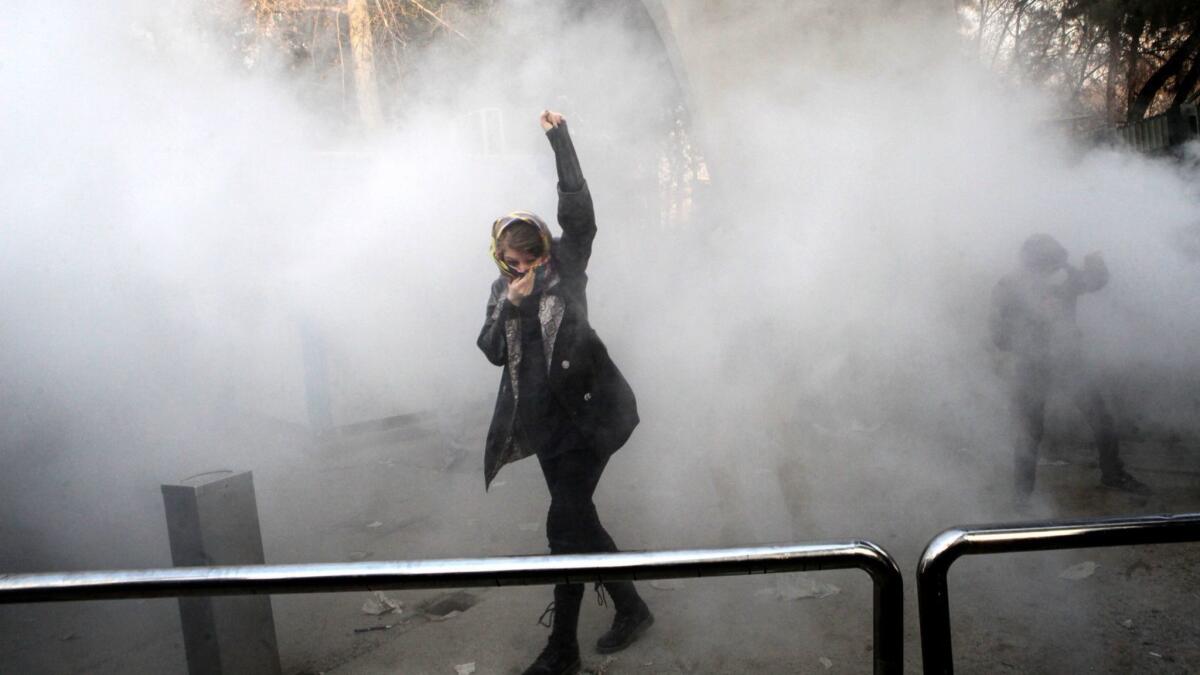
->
xmin=539 ymin=110 xmax=565 ymax=131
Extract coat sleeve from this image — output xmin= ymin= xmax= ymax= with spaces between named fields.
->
xmin=1065 ymin=255 xmax=1109 ymax=296
xmin=477 ymin=278 xmax=512 ymax=367
xmin=546 ymin=122 xmax=596 ymax=277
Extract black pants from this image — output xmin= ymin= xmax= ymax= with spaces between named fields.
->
xmin=537 ymin=445 xmax=643 ymax=645
xmin=1012 ymin=362 xmax=1124 ymax=497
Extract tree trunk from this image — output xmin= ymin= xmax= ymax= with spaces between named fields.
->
xmin=1012 ymin=0 xmax=1026 ymax=76
xmin=977 ymin=0 xmax=993 ymax=59
xmin=1172 ymin=56 xmax=1200 ymax=107
xmin=347 ymin=0 xmax=383 ymax=129
xmin=1105 ymin=19 xmax=1119 ymax=123
xmin=990 ymin=2 xmax=1018 ymax=69
xmin=1124 ymin=21 xmax=1144 ymax=119
xmin=1127 ymin=31 xmax=1200 ymax=122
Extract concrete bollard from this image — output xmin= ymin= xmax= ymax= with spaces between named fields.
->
xmin=161 ymin=471 xmax=282 ymax=675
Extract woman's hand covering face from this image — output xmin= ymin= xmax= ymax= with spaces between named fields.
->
xmin=506 ymin=268 xmax=537 ymax=305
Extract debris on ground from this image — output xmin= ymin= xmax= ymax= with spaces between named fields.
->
xmin=1058 ymin=561 xmax=1098 ymax=580
xmin=491 ymin=481 xmax=507 ymax=488
xmin=1121 ymin=619 xmax=1134 ymax=629
xmin=361 ymin=591 xmax=403 ymax=616
xmin=348 ymin=550 xmax=373 ymax=561
xmin=756 ymin=574 xmax=840 ymax=601
xmin=1149 ymin=651 xmax=1163 ymax=659
xmin=453 ymin=662 xmax=476 ymax=675
xmin=352 ymin=624 xmax=395 ymax=634
xmin=649 ymin=579 xmax=684 ymax=591
xmin=640 ymin=647 xmax=684 ymax=671
xmin=584 ymin=655 xmax=617 ymax=675
xmin=366 ymin=521 xmax=383 ymax=529
xmin=423 ymin=591 xmax=479 ymax=621
xmin=819 ymin=656 xmax=834 ymax=669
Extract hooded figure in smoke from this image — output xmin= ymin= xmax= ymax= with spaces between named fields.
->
xmin=477 ymin=111 xmax=651 ymax=675
xmin=990 ymin=234 xmax=1151 ymax=502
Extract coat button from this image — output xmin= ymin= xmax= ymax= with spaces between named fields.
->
xmin=561 ymin=360 xmax=570 ymax=369
xmin=583 ymin=392 xmax=592 ymax=401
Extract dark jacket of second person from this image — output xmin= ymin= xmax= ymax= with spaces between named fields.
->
xmin=990 ymin=256 xmax=1109 ymax=366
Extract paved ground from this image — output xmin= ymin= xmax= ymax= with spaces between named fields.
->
xmin=1 ymin=406 xmax=1198 ymax=674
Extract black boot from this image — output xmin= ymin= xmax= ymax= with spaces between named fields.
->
xmin=596 ymin=582 xmax=654 ymax=654
xmin=1101 ymin=470 xmax=1153 ymax=496
xmin=523 ymin=585 xmax=583 ymax=675
xmin=522 ymin=639 xmax=580 ymax=675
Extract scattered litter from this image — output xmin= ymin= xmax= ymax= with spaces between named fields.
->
xmin=454 ymin=662 xmax=476 ymax=675
xmin=1121 ymin=619 xmax=1134 ymax=629
xmin=348 ymin=551 xmax=373 ymax=561
xmin=819 ymin=656 xmax=834 ymax=669
xmin=518 ymin=522 xmax=541 ymax=532
xmin=361 ymin=591 xmax=403 ymax=616
xmin=366 ymin=521 xmax=383 ymax=529
xmin=585 ymin=655 xmax=617 ymax=675
xmin=424 ymin=591 xmax=479 ymax=621
xmin=1059 ymin=561 xmax=1098 ymax=580
xmin=756 ymin=575 xmax=840 ymax=601
xmin=650 ymin=579 xmax=684 ymax=591
xmin=1149 ymin=652 xmax=1163 ymax=659
xmin=353 ymin=624 xmax=395 ymax=634
xmin=492 ymin=481 xmax=507 ymax=488
xmin=60 ymin=632 xmax=79 ymax=642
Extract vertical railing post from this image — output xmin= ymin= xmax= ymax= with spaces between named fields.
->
xmin=916 ymin=529 xmax=964 ymax=675
xmin=917 ymin=514 xmax=1200 ymax=675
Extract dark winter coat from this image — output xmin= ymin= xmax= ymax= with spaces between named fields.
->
xmin=990 ymin=255 xmax=1108 ymax=366
xmin=476 ymin=125 xmax=639 ymax=489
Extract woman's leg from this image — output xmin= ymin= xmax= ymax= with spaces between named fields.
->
xmin=520 ymin=448 xmax=591 ymax=674
xmin=539 ymin=447 xmax=651 ymax=654
xmin=540 ymin=448 xmax=615 ymax=555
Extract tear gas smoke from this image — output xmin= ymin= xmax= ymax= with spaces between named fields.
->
xmin=2 ymin=0 xmax=1199 ymax=669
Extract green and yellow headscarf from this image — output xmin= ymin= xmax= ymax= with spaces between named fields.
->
xmin=490 ymin=211 xmax=553 ymax=279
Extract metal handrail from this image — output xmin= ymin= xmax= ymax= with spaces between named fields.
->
xmin=0 ymin=541 xmax=904 ymax=674
xmin=917 ymin=512 xmax=1200 ymax=675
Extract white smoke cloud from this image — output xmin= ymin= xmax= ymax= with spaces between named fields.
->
xmin=1 ymin=1 xmax=1199 ymax=666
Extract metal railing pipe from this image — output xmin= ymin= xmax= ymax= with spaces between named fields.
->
xmin=0 ymin=541 xmax=903 ymax=674
xmin=917 ymin=512 xmax=1200 ymax=675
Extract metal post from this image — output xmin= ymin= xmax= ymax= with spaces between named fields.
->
xmin=865 ymin=545 xmax=905 ymax=675
xmin=917 ymin=512 xmax=1200 ymax=675
xmin=300 ymin=320 xmax=333 ymax=433
xmin=162 ymin=471 xmax=282 ymax=675
xmin=0 ymin=541 xmax=902 ymax=674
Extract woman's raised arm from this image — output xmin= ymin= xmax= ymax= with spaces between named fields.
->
xmin=541 ymin=110 xmax=595 ymax=275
